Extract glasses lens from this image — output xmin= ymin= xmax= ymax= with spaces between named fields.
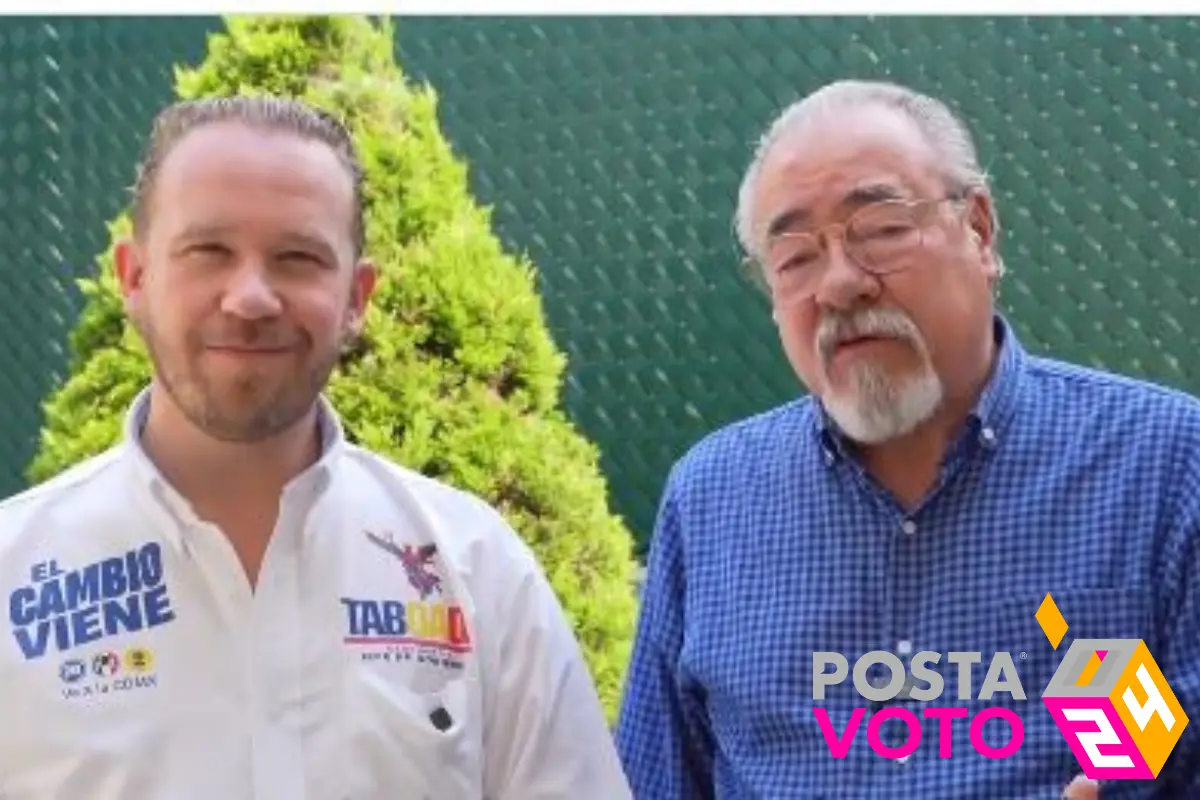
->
xmin=847 ymin=204 xmax=924 ymax=272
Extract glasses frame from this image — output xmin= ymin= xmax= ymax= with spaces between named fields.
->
xmin=760 ymin=193 xmax=971 ymax=299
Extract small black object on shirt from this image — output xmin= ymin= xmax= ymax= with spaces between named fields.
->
xmin=429 ymin=706 xmax=453 ymax=732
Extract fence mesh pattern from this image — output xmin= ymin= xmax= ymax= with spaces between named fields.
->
xmin=2 ymin=16 xmax=1199 ymax=549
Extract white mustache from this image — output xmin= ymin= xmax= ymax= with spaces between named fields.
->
xmin=816 ymin=308 xmax=921 ymax=364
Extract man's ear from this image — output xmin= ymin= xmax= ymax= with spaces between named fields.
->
xmin=967 ymin=191 xmax=997 ymax=249
xmin=966 ymin=191 xmax=1000 ymax=280
xmin=113 ymin=237 xmax=147 ymax=316
xmin=345 ymin=258 xmax=379 ymax=338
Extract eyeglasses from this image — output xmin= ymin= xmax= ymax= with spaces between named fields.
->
xmin=763 ymin=195 xmax=967 ymax=300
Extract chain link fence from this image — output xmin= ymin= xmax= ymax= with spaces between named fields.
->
xmin=2 ymin=16 xmax=1199 ymax=550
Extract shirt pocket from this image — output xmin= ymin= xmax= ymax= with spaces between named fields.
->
xmin=345 ymin=671 xmax=482 ymax=800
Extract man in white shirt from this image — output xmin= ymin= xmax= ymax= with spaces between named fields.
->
xmin=0 ymin=95 xmax=631 ymax=800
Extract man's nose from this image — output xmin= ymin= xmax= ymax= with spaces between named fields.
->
xmin=811 ymin=238 xmax=882 ymax=311
xmin=220 ymin=262 xmax=283 ymax=320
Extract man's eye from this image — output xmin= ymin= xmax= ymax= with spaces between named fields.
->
xmin=279 ymin=251 xmax=324 ymax=267
xmin=186 ymin=243 xmax=231 ymax=260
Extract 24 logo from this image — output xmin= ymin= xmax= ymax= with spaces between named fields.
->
xmin=1037 ymin=594 xmax=1189 ymax=779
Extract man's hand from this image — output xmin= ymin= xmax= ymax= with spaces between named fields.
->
xmin=1062 ymin=774 xmax=1099 ymax=799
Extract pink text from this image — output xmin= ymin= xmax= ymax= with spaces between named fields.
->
xmin=815 ymin=706 xmax=1025 ymax=760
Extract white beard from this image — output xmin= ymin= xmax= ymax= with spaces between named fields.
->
xmin=823 ymin=356 xmax=944 ymax=444
xmin=811 ymin=306 xmax=945 ymax=444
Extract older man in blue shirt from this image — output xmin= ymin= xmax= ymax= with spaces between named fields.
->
xmin=615 ymin=79 xmax=1199 ymax=799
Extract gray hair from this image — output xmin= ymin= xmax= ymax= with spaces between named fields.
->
xmin=130 ymin=95 xmax=366 ymax=256
xmin=734 ymin=79 xmax=1002 ymax=274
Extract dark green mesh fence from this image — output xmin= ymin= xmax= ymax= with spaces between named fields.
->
xmin=3 ymin=17 xmax=1200 ymax=552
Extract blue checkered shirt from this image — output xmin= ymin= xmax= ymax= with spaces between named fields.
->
xmin=615 ymin=316 xmax=1200 ymax=799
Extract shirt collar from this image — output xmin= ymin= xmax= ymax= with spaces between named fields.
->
xmin=968 ymin=314 xmax=1025 ymax=446
xmin=120 ymin=385 xmax=346 ymax=550
xmin=814 ymin=313 xmax=1026 ymax=462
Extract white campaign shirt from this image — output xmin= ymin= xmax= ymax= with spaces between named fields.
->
xmin=0 ymin=390 xmax=632 ymax=800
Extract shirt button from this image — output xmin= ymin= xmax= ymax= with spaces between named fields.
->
xmin=897 ymin=754 xmax=910 ymax=766
xmin=901 ymin=519 xmax=917 ymax=535
xmin=980 ymin=426 xmax=997 ymax=445
xmin=897 ymin=639 xmax=913 ymax=656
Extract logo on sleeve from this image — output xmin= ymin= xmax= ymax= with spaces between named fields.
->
xmin=8 ymin=542 xmax=177 ymax=660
